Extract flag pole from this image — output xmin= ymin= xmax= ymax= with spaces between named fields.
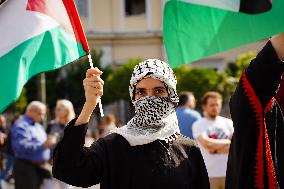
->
xmin=88 ymin=53 xmax=104 ymax=117
xmin=40 ymin=73 xmax=48 ymax=126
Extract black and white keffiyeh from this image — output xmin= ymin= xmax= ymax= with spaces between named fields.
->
xmin=115 ymin=59 xmax=180 ymax=146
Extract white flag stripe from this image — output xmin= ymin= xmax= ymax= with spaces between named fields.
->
xmin=179 ymin=0 xmax=240 ymax=12
xmin=0 ymin=0 xmax=59 ymax=57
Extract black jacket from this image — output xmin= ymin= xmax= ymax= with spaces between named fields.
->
xmin=226 ymin=41 xmax=284 ymax=189
xmin=52 ymin=119 xmax=210 ymax=189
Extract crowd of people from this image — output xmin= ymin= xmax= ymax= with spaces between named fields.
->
xmin=0 ymin=91 xmax=232 ymax=189
xmin=0 ymin=100 xmax=118 ymax=189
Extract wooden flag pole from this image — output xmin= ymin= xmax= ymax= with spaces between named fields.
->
xmin=88 ymin=53 xmax=104 ymax=117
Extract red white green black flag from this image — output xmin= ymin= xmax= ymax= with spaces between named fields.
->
xmin=0 ymin=0 xmax=89 ymax=111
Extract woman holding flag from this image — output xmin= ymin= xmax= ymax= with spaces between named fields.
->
xmin=52 ymin=59 xmax=210 ymax=189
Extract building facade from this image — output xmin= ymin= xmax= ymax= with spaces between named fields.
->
xmin=76 ymin=0 xmax=165 ymax=68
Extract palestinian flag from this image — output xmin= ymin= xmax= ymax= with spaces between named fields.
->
xmin=0 ymin=0 xmax=89 ymax=111
xmin=163 ymin=0 xmax=284 ymax=68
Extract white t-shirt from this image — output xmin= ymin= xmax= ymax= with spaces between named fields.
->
xmin=192 ymin=116 xmax=234 ymax=178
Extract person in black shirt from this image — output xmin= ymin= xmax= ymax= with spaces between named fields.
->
xmin=226 ymin=34 xmax=284 ymax=188
xmin=53 ymin=59 xmax=209 ymax=189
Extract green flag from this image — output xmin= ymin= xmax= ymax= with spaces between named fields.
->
xmin=163 ymin=0 xmax=284 ymax=68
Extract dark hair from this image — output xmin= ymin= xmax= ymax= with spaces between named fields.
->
xmin=178 ymin=92 xmax=194 ymax=107
xmin=201 ymin=91 xmax=222 ymax=105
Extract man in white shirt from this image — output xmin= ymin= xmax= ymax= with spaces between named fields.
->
xmin=192 ymin=91 xmax=234 ymax=189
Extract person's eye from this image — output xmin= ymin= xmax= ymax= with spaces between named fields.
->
xmin=155 ymin=88 xmax=166 ymax=94
xmin=136 ymin=89 xmax=145 ymax=95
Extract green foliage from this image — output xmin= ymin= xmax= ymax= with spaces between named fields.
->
xmin=6 ymin=88 xmax=28 ymax=114
xmin=103 ymin=58 xmax=141 ymax=103
xmin=221 ymin=51 xmax=256 ymax=102
xmin=225 ymin=51 xmax=255 ymax=78
xmin=216 ymin=73 xmax=238 ymax=103
xmin=172 ymin=51 xmax=255 ymax=105
xmin=174 ymin=66 xmax=221 ymax=101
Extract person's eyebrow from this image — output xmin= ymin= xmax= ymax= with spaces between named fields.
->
xmin=154 ymin=86 xmax=167 ymax=89
xmin=135 ymin=87 xmax=146 ymax=91
xmin=136 ymin=85 xmax=166 ymax=90
xmin=136 ymin=87 xmax=146 ymax=89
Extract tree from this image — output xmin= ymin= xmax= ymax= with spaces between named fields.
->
xmin=225 ymin=51 xmax=255 ymax=78
xmin=216 ymin=72 xmax=238 ymax=103
xmin=221 ymin=51 xmax=256 ymax=102
xmin=104 ymin=58 xmax=141 ymax=103
xmin=5 ymin=88 xmax=28 ymax=114
xmin=174 ymin=66 xmax=221 ymax=101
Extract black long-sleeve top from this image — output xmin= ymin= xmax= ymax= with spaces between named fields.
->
xmin=52 ymin=119 xmax=210 ymax=189
xmin=226 ymin=41 xmax=284 ymax=189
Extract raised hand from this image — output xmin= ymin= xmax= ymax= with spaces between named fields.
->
xmin=75 ymin=67 xmax=104 ymax=126
xmin=83 ymin=68 xmax=104 ymax=109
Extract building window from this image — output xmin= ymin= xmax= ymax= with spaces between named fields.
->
xmin=125 ymin=0 xmax=146 ymax=16
xmin=75 ymin=0 xmax=87 ymax=17
xmin=99 ymin=45 xmax=113 ymax=67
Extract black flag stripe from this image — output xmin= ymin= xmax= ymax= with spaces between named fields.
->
xmin=240 ymin=0 xmax=272 ymax=14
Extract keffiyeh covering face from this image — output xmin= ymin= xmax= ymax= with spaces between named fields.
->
xmin=115 ymin=59 xmax=180 ymax=146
